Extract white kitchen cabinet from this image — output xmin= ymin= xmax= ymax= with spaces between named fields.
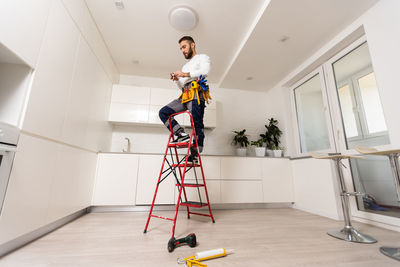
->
xmin=92 ymin=154 xmax=294 ymax=206
xmin=61 ymin=38 xmax=94 ymax=149
xmin=179 ymin=179 xmax=221 ymax=204
xmin=221 ymin=157 xmax=262 ymax=180
xmin=22 ymin=0 xmax=80 ymax=140
xmin=112 ymin=84 xmax=150 ymax=105
xmin=150 ymin=87 xmax=178 ymax=105
xmin=261 ymin=158 xmax=294 ymax=203
xmin=184 ymin=156 xmax=221 ymax=180
xmin=135 ymin=155 xmax=175 ymax=205
xmin=0 ymin=135 xmax=56 ymax=244
xmin=108 ymin=84 xmax=217 ymax=128
xmin=48 ymin=144 xmax=97 ymax=222
xmin=109 ymin=103 xmax=149 ymax=123
xmin=92 ymin=153 xmax=139 ymax=206
xmin=203 ymin=108 xmax=217 ymax=128
xmin=221 ymin=180 xmax=263 ymax=203
xmin=0 ymin=0 xmax=51 ymax=68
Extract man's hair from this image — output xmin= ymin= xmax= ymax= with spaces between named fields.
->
xmin=179 ymin=36 xmax=195 ymax=44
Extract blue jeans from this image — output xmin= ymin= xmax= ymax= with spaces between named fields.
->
xmin=159 ymin=98 xmax=205 ymax=153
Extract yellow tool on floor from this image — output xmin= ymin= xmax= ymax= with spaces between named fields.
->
xmin=178 ymin=248 xmax=234 ymax=267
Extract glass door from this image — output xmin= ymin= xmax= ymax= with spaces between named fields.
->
xmin=326 ymin=40 xmax=390 ymax=152
xmin=325 ymin=37 xmax=399 ymax=218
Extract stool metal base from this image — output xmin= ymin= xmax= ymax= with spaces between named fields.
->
xmin=380 ymin=247 xmax=400 ymax=261
xmin=327 ymin=227 xmax=377 ymax=243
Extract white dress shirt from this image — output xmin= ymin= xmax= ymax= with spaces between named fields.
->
xmin=175 ymin=54 xmax=211 ymax=89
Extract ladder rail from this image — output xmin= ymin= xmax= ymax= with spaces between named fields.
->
xmin=173 ymin=146 xmax=190 ymax=217
xmin=144 ymin=132 xmax=174 ymax=233
xmin=171 ymin=129 xmax=194 ymax=237
xmin=188 ymin=112 xmax=215 ymax=223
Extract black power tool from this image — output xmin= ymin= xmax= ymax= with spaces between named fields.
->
xmin=168 ymin=233 xmax=197 ymax=252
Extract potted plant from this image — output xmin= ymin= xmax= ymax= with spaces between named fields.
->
xmin=260 ymin=118 xmax=283 ymax=157
xmin=251 ymin=139 xmax=266 ymax=157
xmin=272 ymin=145 xmax=284 ymax=157
xmin=232 ymin=129 xmax=249 ymax=156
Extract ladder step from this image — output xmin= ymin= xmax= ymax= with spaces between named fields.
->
xmin=176 ymin=183 xmax=205 ymax=187
xmin=151 ymin=214 xmax=174 ymax=221
xmin=180 ymin=201 xmax=208 ymax=208
xmin=168 ymin=142 xmax=194 ymax=148
xmin=171 ymin=163 xmax=200 ymax=168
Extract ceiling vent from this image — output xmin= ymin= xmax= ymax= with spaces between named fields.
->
xmin=114 ymin=1 xmax=124 ymax=9
xmin=169 ymin=7 xmax=198 ymax=31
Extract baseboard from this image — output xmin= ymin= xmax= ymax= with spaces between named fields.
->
xmin=292 ymin=204 xmax=341 ymax=221
xmin=89 ymin=202 xmax=294 ymax=213
xmin=0 ymin=208 xmax=88 ymax=257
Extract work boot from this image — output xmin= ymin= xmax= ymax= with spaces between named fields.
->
xmin=187 ymin=149 xmax=199 ymax=164
xmin=172 ymin=131 xmax=190 ymax=143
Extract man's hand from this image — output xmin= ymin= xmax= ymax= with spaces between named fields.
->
xmin=170 ymin=73 xmax=178 ymax=81
xmin=173 ymin=70 xmax=190 ymax=78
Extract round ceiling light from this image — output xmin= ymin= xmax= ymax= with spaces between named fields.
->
xmin=169 ymin=7 xmax=198 ymax=31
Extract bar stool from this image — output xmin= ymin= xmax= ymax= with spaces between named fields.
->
xmin=311 ymin=152 xmax=377 ymax=243
xmin=355 ymin=146 xmax=400 ymax=261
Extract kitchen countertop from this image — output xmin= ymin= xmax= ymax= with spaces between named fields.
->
xmin=98 ymin=151 xmax=291 ymax=159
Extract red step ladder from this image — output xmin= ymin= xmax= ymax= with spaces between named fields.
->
xmin=144 ymin=111 xmax=215 ymax=238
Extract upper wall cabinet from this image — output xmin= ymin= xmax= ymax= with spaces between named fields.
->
xmin=0 ymin=0 xmax=52 ymax=68
xmin=109 ymin=84 xmax=217 ymax=128
xmin=22 ymin=0 xmax=81 ymax=141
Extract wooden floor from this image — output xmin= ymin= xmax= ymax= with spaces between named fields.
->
xmin=1 ymin=208 xmax=400 ymax=266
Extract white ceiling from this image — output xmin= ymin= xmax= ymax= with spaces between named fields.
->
xmin=85 ymin=0 xmax=379 ymax=91
xmin=85 ymin=0 xmax=265 ymax=84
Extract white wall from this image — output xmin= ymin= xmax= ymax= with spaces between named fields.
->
xmin=291 ymin=158 xmax=341 ymax=220
xmin=111 ymin=75 xmax=276 ymax=156
xmin=0 ymin=0 xmax=116 ymax=244
xmin=362 ymin=0 xmax=400 ymax=148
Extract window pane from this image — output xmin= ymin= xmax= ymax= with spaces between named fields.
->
xmin=294 ymin=74 xmax=330 ymax=153
xmin=332 ymin=42 xmax=389 ymax=149
xmin=338 ymin=85 xmax=358 ymax=138
xmin=358 ymin=72 xmax=387 ymax=134
xmin=350 ymin=156 xmax=400 ymax=218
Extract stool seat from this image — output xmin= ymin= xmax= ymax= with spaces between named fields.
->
xmin=310 ymin=152 xmax=363 ymax=160
xmin=355 ymin=146 xmax=400 ymax=156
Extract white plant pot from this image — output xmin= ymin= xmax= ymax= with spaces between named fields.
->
xmin=236 ymin=148 xmax=247 ymax=157
xmin=272 ymin=150 xmax=283 ymax=157
xmin=255 ymin=147 xmax=266 ymax=157
xmin=266 ymin=149 xmax=274 ymax=157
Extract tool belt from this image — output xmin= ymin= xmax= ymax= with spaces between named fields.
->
xmin=179 ymin=76 xmax=212 ymax=105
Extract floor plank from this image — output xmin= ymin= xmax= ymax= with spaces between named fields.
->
xmin=1 ymin=208 xmax=399 ymax=266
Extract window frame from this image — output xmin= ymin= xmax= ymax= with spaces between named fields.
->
xmin=289 ymin=66 xmax=337 ymax=157
xmin=324 ymin=36 xmax=391 ymax=154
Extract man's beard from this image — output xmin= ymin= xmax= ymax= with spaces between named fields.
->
xmin=184 ymin=47 xmax=193 ymax=59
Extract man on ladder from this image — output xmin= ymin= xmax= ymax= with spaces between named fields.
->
xmin=159 ymin=36 xmax=211 ymax=163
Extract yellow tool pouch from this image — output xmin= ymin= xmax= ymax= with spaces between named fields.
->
xmin=181 ymin=87 xmax=195 ymax=104
xmin=179 ymin=80 xmax=211 ymax=105
xmin=180 ymin=81 xmax=200 ymax=105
